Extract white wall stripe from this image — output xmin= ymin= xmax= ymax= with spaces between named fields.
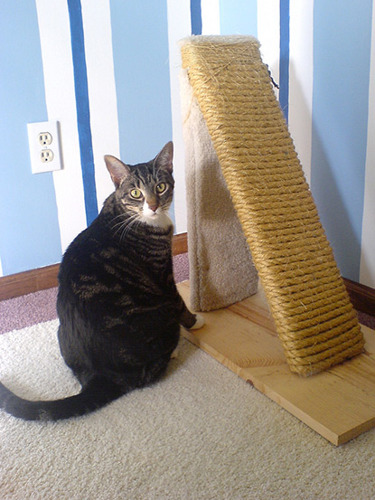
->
xmin=360 ymin=0 xmax=375 ymax=289
xmin=288 ymin=0 xmax=313 ymax=184
xmin=167 ymin=0 xmax=192 ymax=234
xmin=36 ymin=0 xmax=87 ymax=253
xmin=81 ymin=0 xmax=120 ymax=211
xmin=257 ymin=0 xmax=280 ymax=99
xmin=201 ymin=0 xmax=221 ymax=35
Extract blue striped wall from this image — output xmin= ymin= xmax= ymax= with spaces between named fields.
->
xmin=0 ymin=0 xmax=374 ymax=289
xmin=110 ymin=0 xmax=174 ymax=222
xmin=0 ymin=3 xmax=61 ymax=275
xmin=190 ymin=0 xmax=202 ymax=35
xmin=279 ymin=0 xmax=290 ymax=122
xmin=68 ymin=0 xmax=98 ymax=226
xmin=110 ymin=0 xmax=173 ymax=166
xmin=311 ymin=0 xmax=373 ymax=281
xmin=220 ymin=0 xmax=257 ymax=36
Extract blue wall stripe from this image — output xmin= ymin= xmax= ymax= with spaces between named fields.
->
xmin=279 ymin=0 xmax=290 ymax=122
xmin=109 ymin=0 xmax=174 ymax=224
xmin=110 ymin=0 xmax=173 ymax=163
xmin=219 ymin=0 xmax=257 ymax=36
xmin=0 ymin=2 xmax=62 ymax=275
xmin=311 ymin=0 xmax=372 ymax=281
xmin=190 ymin=0 xmax=202 ymax=35
xmin=67 ymin=0 xmax=98 ymax=226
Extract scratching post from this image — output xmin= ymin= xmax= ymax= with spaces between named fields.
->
xmin=180 ymin=35 xmax=364 ymax=376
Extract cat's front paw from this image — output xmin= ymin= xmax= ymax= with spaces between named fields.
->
xmin=189 ymin=314 xmax=205 ymax=330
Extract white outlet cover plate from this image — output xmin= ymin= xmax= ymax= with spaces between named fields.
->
xmin=27 ymin=120 xmax=63 ymax=174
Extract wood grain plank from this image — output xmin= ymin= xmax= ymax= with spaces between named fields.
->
xmin=178 ymin=280 xmax=375 ymax=445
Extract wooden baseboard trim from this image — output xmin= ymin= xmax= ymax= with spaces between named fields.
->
xmin=172 ymin=232 xmax=188 ymax=256
xmin=0 ymin=233 xmax=188 ymax=302
xmin=1 ymin=231 xmax=374 ymax=318
xmin=0 ymin=264 xmax=60 ymax=302
xmin=343 ymin=277 xmax=375 ymax=317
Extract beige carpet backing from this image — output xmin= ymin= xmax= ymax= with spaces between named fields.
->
xmin=180 ymin=67 xmax=258 ymax=312
xmin=1 ymin=321 xmax=375 ymax=499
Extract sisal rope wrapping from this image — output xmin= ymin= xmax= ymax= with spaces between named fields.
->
xmin=180 ymin=35 xmax=364 ymax=376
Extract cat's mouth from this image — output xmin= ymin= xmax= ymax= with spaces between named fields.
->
xmin=141 ymin=208 xmax=172 ymax=229
xmin=143 ymin=206 xmax=160 ymax=218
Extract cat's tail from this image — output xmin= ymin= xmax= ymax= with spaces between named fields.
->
xmin=0 ymin=377 xmax=124 ymax=421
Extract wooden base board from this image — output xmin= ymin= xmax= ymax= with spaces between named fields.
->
xmin=177 ymin=280 xmax=375 ymax=446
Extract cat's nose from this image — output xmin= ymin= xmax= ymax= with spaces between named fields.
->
xmin=148 ymin=204 xmax=158 ymax=212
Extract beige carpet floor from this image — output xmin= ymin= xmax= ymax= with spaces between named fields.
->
xmin=1 ymin=319 xmax=375 ymax=499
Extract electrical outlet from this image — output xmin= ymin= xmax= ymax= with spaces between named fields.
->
xmin=40 ymin=149 xmax=54 ymax=162
xmin=27 ymin=121 xmax=62 ymax=174
xmin=39 ymin=132 xmax=53 ymax=147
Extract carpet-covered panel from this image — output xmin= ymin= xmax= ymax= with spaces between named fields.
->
xmin=180 ymin=67 xmax=258 ymax=312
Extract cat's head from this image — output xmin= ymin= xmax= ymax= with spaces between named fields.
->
xmin=104 ymin=142 xmax=174 ymax=230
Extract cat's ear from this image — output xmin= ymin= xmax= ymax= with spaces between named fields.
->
xmin=104 ymin=155 xmax=131 ymax=188
xmin=154 ymin=141 xmax=173 ymax=174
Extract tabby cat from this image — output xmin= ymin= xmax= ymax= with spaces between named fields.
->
xmin=0 ymin=141 xmax=203 ymax=421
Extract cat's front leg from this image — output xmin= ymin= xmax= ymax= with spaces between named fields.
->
xmin=171 ymin=284 xmax=205 ymax=330
xmin=170 ymin=305 xmax=204 ymax=361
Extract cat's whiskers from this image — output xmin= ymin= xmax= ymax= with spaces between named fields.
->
xmin=111 ymin=213 xmax=140 ymax=239
xmin=112 ymin=212 xmax=145 ymax=243
xmin=120 ymin=219 xmax=143 ymax=243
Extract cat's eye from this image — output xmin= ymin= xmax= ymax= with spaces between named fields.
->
xmin=156 ymin=183 xmax=167 ymax=194
xmin=130 ymin=188 xmax=142 ymax=199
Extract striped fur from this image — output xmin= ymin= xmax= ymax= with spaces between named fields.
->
xmin=0 ymin=142 xmax=199 ymax=421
